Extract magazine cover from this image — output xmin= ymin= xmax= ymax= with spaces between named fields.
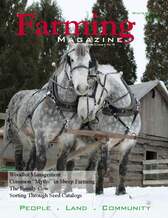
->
xmin=0 ymin=0 xmax=168 ymax=218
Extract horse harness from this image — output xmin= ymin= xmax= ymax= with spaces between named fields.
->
xmin=4 ymin=49 xmax=139 ymax=156
xmin=83 ymin=70 xmax=139 ymax=144
xmin=25 ymin=49 xmax=98 ymax=138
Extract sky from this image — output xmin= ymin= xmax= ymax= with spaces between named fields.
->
xmin=27 ymin=0 xmax=148 ymax=82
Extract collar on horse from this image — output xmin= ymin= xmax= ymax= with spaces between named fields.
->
xmin=48 ymin=74 xmax=78 ymax=112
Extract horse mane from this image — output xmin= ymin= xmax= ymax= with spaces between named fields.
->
xmin=75 ymin=44 xmax=87 ymax=57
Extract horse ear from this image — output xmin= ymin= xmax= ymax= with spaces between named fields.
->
xmin=119 ymin=71 xmax=123 ymax=77
xmin=86 ymin=37 xmax=93 ymax=48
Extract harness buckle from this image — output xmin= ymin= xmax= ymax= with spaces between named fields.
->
xmin=65 ymin=119 xmax=70 ymax=129
xmin=47 ymin=91 xmax=56 ymax=103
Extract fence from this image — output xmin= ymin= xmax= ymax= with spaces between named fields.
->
xmin=143 ymin=159 xmax=168 ymax=186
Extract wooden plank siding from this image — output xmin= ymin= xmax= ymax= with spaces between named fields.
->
xmin=140 ymin=89 xmax=168 ymax=138
xmin=143 ymin=159 xmax=168 ymax=186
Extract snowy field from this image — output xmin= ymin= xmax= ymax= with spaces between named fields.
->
xmin=0 ymin=186 xmax=168 ymax=218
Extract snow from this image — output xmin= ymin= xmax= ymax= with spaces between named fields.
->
xmin=0 ymin=186 xmax=168 ymax=218
xmin=159 ymin=81 xmax=168 ymax=97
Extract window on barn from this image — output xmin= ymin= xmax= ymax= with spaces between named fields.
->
xmin=146 ymin=151 xmax=157 ymax=160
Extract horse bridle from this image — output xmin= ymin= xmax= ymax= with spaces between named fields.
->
xmin=96 ymin=72 xmax=111 ymax=105
xmin=64 ymin=48 xmax=91 ymax=81
xmin=49 ymin=47 xmax=95 ymax=91
xmin=95 ymin=71 xmax=135 ymax=111
xmin=48 ymin=47 xmax=98 ymax=108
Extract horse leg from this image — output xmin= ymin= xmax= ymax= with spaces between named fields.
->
xmin=115 ymin=140 xmax=135 ymax=195
xmin=35 ymin=133 xmax=47 ymax=170
xmin=49 ymin=153 xmax=66 ymax=193
xmin=64 ymin=160 xmax=75 ymax=193
xmin=26 ymin=145 xmax=36 ymax=171
xmin=15 ymin=144 xmax=25 ymax=171
xmin=85 ymin=151 xmax=99 ymax=194
xmin=96 ymin=145 xmax=108 ymax=195
xmin=57 ymin=153 xmax=67 ymax=171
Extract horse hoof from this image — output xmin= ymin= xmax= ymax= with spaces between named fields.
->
xmin=96 ymin=188 xmax=104 ymax=195
xmin=96 ymin=190 xmax=104 ymax=195
xmin=36 ymin=156 xmax=46 ymax=170
xmin=115 ymin=185 xmax=126 ymax=195
xmin=16 ymin=161 xmax=25 ymax=171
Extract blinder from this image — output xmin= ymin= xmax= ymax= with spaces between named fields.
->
xmin=67 ymin=55 xmax=71 ymax=67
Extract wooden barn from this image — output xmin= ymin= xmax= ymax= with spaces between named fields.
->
xmin=0 ymin=80 xmax=168 ymax=187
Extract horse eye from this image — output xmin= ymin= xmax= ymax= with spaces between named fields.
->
xmin=71 ymin=58 xmax=74 ymax=62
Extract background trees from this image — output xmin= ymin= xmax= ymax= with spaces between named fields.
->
xmin=90 ymin=0 xmax=137 ymax=84
xmin=143 ymin=0 xmax=168 ymax=87
xmin=0 ymin=0 xmax=64 ymax=114
xmin=0 ymin=0 xmax=29 ymax=113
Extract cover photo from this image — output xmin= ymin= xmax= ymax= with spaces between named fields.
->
xmin=0 ymin=0 xmax=168 ymax=218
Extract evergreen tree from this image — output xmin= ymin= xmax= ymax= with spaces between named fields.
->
xmin=0 ymin=0 xmax=64 ymax=115
xmin=36 ymin=0 xmax=65 ymax=85
xmin=0 ymin=0 xmax=29 ymax=113
xmin=143 ymin=0 xmax=168 ymax=86
xmin=89 ymin=0 xmax=137 ymax=84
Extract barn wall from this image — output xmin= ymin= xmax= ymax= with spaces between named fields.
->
xmin=140 ymin=89 xmax=168 ymax=138
xmin=138 ymin=137 xmax=168 ymax=160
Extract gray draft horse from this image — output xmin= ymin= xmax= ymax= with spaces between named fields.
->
xmin=3 ymin=42 xmax=93 ymax=171
xmin=59 ymin=64 xmax=141 ymax=195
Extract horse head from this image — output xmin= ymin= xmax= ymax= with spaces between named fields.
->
xmin=62 ymin=40 xmax=92 ymax=96
xmin=94 ymin=65 xmax=130 ymax=108
xmin=77 ymin=64 xmax=134 ymax=122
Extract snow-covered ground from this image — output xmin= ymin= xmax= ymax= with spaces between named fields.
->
xmin=0 ymin=186 xmax=168 ymax=218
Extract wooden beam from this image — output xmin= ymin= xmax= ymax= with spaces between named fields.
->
xmin=65 ymin=129 xmax=137 ymax=140
xmin=0 ymin=113 xmax=5 ymax=120
xmin=143 ymin=169 xmax=168 ymax=175
xmin=143 ymin=180 xmax=168 ymax=185
xmin=65 ymin=129 xmax=168 ymax=143
xmin=143 ymin=159 xmax=168 ymax=164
